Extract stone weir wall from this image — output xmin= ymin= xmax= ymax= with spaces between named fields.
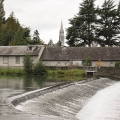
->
xmin=10 ymin=81 xmax=83 ymax=107
xmin=97 ymin=67 xmax=120 ymax=79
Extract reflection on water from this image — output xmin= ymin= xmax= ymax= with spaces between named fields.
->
xmin=0 ymin=75 xmax=84 ymax=92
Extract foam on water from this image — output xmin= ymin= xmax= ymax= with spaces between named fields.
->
xmin=76 ymin=82 xmax=120 ymax=120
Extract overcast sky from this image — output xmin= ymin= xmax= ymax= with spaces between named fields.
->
xmin=4 ymin=0 xmax=120 ymax=45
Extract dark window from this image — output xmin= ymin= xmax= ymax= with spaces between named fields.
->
xmin=3 ymin=56 xmax=8 ymax=64
xmin=16 ymin=56 xmax=20 ymax=64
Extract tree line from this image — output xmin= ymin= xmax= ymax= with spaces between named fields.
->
xmin=66 ymin=0 xmax=120 ymax=47
xmin=0 ymin=0 xmax=44 ymax=46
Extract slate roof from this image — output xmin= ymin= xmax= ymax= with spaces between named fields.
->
xmin=41 ymin=47 xmax=120 ymax=61
xmin=0 ymin=46 xmax=40 ymax=56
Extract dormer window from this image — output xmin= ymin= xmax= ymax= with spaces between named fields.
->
xmin=29 ymin=46 xmax=32 ymax=51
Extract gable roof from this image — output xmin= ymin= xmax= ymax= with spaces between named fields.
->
xmin=0 ymin=46 xmax=41 ymax=56
xmin=41 ymin=47 xmax=120 ymax=61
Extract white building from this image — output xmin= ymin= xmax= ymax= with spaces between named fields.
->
xmin=0 ymin=45 xmax=44 ymax=68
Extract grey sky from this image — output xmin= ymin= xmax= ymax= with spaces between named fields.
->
xmin=4 ymin=0 xmax=120 ymax=44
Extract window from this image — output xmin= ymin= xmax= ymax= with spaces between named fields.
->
xmin=3 ymin=56 xmax=8 ymax=64
xmin=16 ymin=56 xmax=20 ymax=64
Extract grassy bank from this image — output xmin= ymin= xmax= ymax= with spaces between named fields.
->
xmin=0 ymin=68 xmax=25 ymax=76
xmin=0 ymin=68 xmax=86 ymax=77
xmin=47 ymin=69 xmax=86 ymax=77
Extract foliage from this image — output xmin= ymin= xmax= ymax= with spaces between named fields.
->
xmin=66 ymin=0 xmax=97 ymax=47
xmin=48 ymin=39 xmax=54 ymax=46
xmin=0 ymin=11 xmax=32 ymax=46
xmin=23 ymin=54 xmax=33 ymax=74
xmin=66 ymin=0 xmax=120 ymax=47
xmin=0 ymin=0 xmax=5 ymax=21
xmin=115 ymin=62 xmax=120 ymax=68
xmin=0 ymin=68 xmax=25 ymax=76
xmin=33 ymin=60 xmax=47 ymax=75
xmin=10 ymin=27 xmax=31 ymax=45
xmin=0 ymin=1 xmax=46 ymax=46
xmin=47 ymin=69 xmax=86 ymax=77
xmin=56 ymin=40 xmax=62 ymax=46
xmin=32 ymin=30 xmax=44 ymax=45
xmin=0 ymin=0 xmax=5 ymax=45
xmin=96 ymin=0 xmax=120 ymax=46
xmin=84 ymin=57 xmax=92 ymax=66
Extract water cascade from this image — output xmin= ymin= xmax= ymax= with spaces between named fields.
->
xmin=7 ymin=78 xmax=119 ymax=120
xmin=76 ymin=82 xmax=120 ymax=120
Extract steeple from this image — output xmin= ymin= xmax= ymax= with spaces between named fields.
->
xmin=59 ymin=21 xmax=64 ymax=46
xmin=60 ymin=21 xmax=64 ymax=32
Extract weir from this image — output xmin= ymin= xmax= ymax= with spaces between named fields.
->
xmin=6 ymin=78 xmax=119 ymax=120
xmin=8 ymin=82 xmax=75 ymax=106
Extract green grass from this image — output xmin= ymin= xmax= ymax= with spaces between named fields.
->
xmin=47 ymin=69 xmax=86 ymax=77
xmin=0 ymin=68 xmax=86 ymax=78
xmin=0 ymin=68 xmax=25 ymax=76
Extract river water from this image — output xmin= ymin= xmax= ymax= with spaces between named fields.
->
xmin=0 ymin=76 xmax=119 ymax=120
xmin=0 ymin=75 xmax=69 ymax=120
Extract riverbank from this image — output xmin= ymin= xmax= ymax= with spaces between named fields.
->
xmin=0 ymin=68 xmax=86 ymax=78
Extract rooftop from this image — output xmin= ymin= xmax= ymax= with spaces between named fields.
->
xmin=0 ymin=46 xmax=41 ymax=56
xmin=41 ymin=47 xmax=120 ymax=61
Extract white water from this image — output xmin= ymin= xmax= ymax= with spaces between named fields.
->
xmin=76 ymin=82 xmax=120 ymax=120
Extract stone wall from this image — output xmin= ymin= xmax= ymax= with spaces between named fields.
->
xmin=97 ymin=67 xmax=120 ymax=79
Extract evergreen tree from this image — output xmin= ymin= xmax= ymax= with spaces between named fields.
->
xmin=0 ymin=11 xmax=32 ymax=46
xmin=2 ymin=12 xmax=20 ymax=45
xmin=66 ymin=0 xmax=97 ymax=47
xmin=0 ymin=0 xmax=5 ymax=22
xmin=10 ymin=27 xmax=28 ymax=45
xmin=96 ymin=0 xmax=120 ymax=46
xmin=0 ymin=0 xmax=5 ymax=45
xmin=32 ymin=30 xmax=44 ymax=45
xmin=66 ymin=17 xmax=83 ymax=46
xmin=48 ymin=39 xmax=54 ymax=46
xmin=56 ymin=40 xmax=62 ymax=46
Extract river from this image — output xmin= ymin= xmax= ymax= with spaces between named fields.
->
xmin=0 ymin=76 xmax=119 ymax=120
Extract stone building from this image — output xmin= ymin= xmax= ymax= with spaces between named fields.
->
xmin=0 ymin=45 xmax=120 ymax=68
xmin=41 ymin=47 xmax=120 ymax=67
xmin=0 ymin=45 xmax=44 ymax=68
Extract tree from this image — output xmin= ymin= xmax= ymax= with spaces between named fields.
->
xmin=48 ymin=39 xmax=54 ymax=46
xmin=10 ymin=27 xmax=31 ymax=45
xmin=23 ymin=54 xmax=33 ymax=74
xmin=1 ymin=12 xmax=21 ymax=45
xmin=66 ymin=0 xmax=97 ymax=47
xmin=0 ymin=11 xmax=32 ymax=46
xmin=32 ymin=30 xmax=44 ymax=45
xmin=33 ymin=60 xmax=47 ymax=75
xmin=0 ymin=0 xmax=5 ymax=22
xmin=56 ymin=40 xmax=62 ymax=46
xmin=85 ymin=57 xmax=92 ymax=66
xmin=66 ymin=17 xmax=82 ymax=46
xmin=0 ymin=0 xmax=5 ymax=45
xmin=96 ymin=0 xmax=120 ymax=46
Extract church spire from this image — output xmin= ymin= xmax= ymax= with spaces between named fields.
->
xmin=59 ymin=20 xmax=64 ymax=46
xmin=60 ymin=20 xmax=64 ymax=32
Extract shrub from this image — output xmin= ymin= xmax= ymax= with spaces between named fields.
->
xmin=33 ymin=60 xmax=47 ymax=75
xmin=115 ymin=62 xmax=120 ymax=68
xmin=23 ymin=54 xmax=33 ymax=74
xmin=84 ymin=57 xmax=92 ymax=66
